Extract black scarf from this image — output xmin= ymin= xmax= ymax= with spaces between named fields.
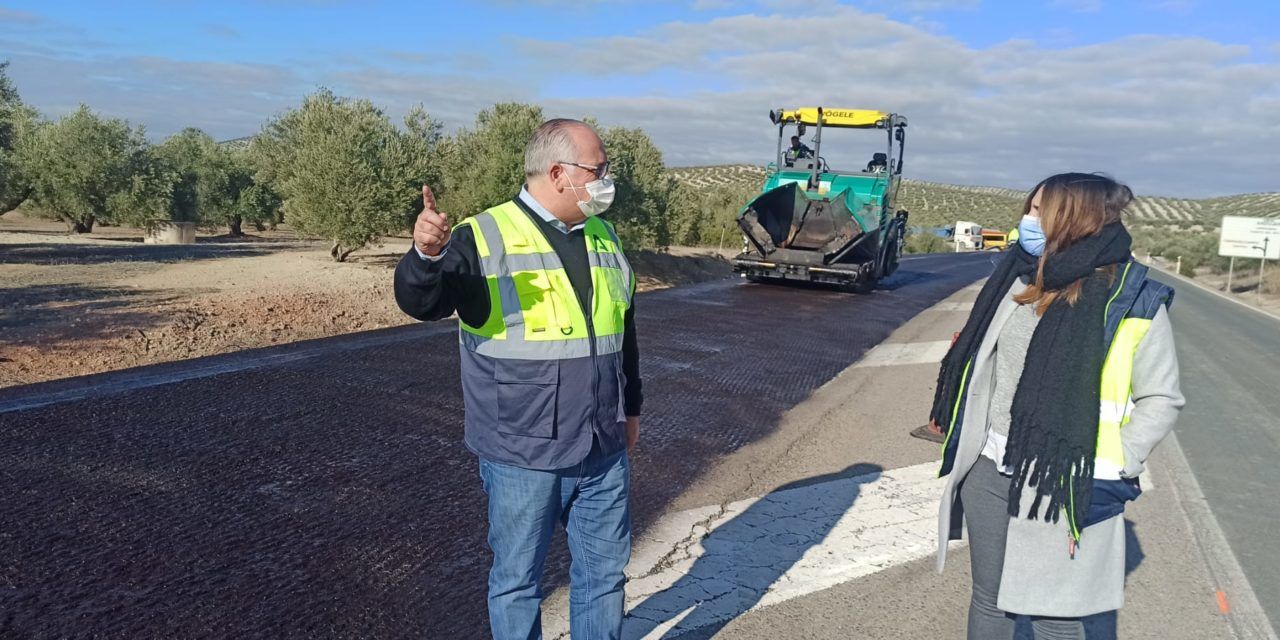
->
xmin=931 ymin=223 xmax=1133 ymax=529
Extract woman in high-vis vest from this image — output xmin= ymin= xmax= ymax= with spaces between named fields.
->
xmin=930 ymin=173 xmax=1184 ymax=639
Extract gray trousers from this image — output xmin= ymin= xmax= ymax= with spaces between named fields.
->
xmin=960 ymin=457 xmax=1085 ymax=640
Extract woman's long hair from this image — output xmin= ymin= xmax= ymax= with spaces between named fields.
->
xmin=1014 ymin=172 xmax=1133 ymax=314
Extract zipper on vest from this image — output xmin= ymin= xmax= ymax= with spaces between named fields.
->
xmin=1102 ymin=261 xmax=1133 ymax=331
xmin=1068 ymin=474 xmax=1081 ymax=542
xmin=515 ymin=201 xmax=604 ymax=436
xmin=578 ymin=234 xmax=600 ymax=435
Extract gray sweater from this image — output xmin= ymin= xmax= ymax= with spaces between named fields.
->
xmin=988 ymin=298 xmax=1041 ymax=439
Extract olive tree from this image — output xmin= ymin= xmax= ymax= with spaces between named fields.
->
xmin=600 ymin=126 xmax=681 ymax=250
xmin=433 ymin=102 xmax=542 ymax=219
xmin=154 ymin=128 xmax=228 ymax=224
xmin=0 ymin=61 xmax=37 ymax=212
xmin=18 ymin=105 xmax=148 ymax=233
xmin=251 ymin=89 xmax=438 ymax=260
xmin=154 ymin=129 xmax=281 ymax=235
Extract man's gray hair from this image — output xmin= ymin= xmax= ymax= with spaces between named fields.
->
xmin=525 ymin=119 xmax=591 ymax=178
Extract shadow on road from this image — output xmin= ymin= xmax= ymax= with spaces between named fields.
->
xmin=0 ymin=242 xmax=277 ymax=265
xmin=622 ymin=463 xmax=883 ymax=639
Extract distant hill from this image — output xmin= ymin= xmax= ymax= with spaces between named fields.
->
xmin=667 ymin=165 xmax=768 ymax=190
xmin=666 ymin=164 xmax=1280 ymax=231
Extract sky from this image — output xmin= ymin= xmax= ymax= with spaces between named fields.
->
xmin=2 ymin=0 xmax=1278 ymax=198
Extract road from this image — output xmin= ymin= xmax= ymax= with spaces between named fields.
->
xmin=0 ymin=253 xmax=992 ymax=638
xmin=583 ymin=264 xmax=1270 ymax=640
xmin=1156 ymin=272 xmax=1280 ymax=632
xmin=2 ymin=252 xmax=1273 ymax=639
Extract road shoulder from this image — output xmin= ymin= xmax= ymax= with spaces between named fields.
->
xmin=546 ymin=281 xmax=1255 ymax=639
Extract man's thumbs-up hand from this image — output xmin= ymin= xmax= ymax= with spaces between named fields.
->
xmin=413 ymin=185 xmax=450 ymax=257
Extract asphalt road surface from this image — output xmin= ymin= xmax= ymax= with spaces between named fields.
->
xmin=1156 ymin=273 xmax=1280 ymax=632
xmin=0 ymin=253 xmax=992 ymax=639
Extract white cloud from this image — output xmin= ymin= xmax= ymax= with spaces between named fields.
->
xmin=3 ymin=50 xmax=306 ymax=139
xmin=821 ymin=0 xmax=981 ymax=11
xmin=516 ymin=9 xmax=932 ymax=76
xmin=513 ymin=9 xmax=1279 ymax=196
xmin=2 ymin=4 xmax=1276 ymax=197
xmin=916 ymin=0 xmax=979 ymax=8
xmin=327 ymin=66 xmax=534 ymax=127
xmin=909 ymin=16 xmax=949 ymax=34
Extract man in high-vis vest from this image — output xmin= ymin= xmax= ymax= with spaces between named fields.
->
xmin=394 ymin=119 xmax=641 ymax=640
xmin=785 ymin=135 xmax=813 ymax=166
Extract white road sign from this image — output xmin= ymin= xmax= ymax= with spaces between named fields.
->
xmin=1219 ymin=216 xmax=1280 ymax=259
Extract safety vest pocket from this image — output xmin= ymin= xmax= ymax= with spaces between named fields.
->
xmin=494 ymin=359 xmax=560 ymax=439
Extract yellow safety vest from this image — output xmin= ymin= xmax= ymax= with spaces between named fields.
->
xmin=1095 ymin=264 xmax=1150 ymax=476
xmin=454 ymin=200 xmax=634 ymax=360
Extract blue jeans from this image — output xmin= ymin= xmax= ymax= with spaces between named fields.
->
xmin=479 ymin=442 xmax=631 ymax=640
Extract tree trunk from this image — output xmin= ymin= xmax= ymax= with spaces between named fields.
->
xmin=0 ymin=187 xmax=31 ymax=214
xmin=228 ymin=216 xmax=244 ymax=237
xmin=66 ymin=215 xmax=94 ymax=234
xmin=330 ymin=241 xmax=356 ymax=262
xmin=253 ymin=221 xmax=267 ymax=232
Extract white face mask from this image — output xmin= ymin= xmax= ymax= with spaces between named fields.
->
xmin=564 ymin=172 xmax=616 ymax=217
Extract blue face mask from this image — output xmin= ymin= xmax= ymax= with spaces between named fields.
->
xmin=1018 ymin=215 xmax=1046 ymax=256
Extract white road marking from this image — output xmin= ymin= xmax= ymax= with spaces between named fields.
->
xmin=852 ymin=341 xmax=952 ymax=368
xmin=926 ymin=301 xmax=974 ymax=312
xmin=545 ymin=461 xmax=948 ymax=639
xmin=544 ymin=455 xmax=1173 ymax=638
xmin=1162 ymin=433 xmax=1277 ymax=640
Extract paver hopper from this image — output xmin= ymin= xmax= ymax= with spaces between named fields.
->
xmin=734 ymin=107 xmax=910 ymax=290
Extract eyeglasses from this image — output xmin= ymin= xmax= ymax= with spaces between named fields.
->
xmin=559 ymin=160 xmax=610 ymax=179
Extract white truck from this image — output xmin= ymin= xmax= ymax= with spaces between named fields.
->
xmin=953 ymin=220 xmax=984 ymax=252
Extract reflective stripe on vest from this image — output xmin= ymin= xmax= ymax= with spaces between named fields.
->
xmin=454 ymin=200 xmax=634 ymax=360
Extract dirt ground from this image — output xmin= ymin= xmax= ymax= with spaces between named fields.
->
xmin=1143 ymin=254 xmax=1280 ymax=316
xmin=0 ymin=213 xmax=733 ymax=389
